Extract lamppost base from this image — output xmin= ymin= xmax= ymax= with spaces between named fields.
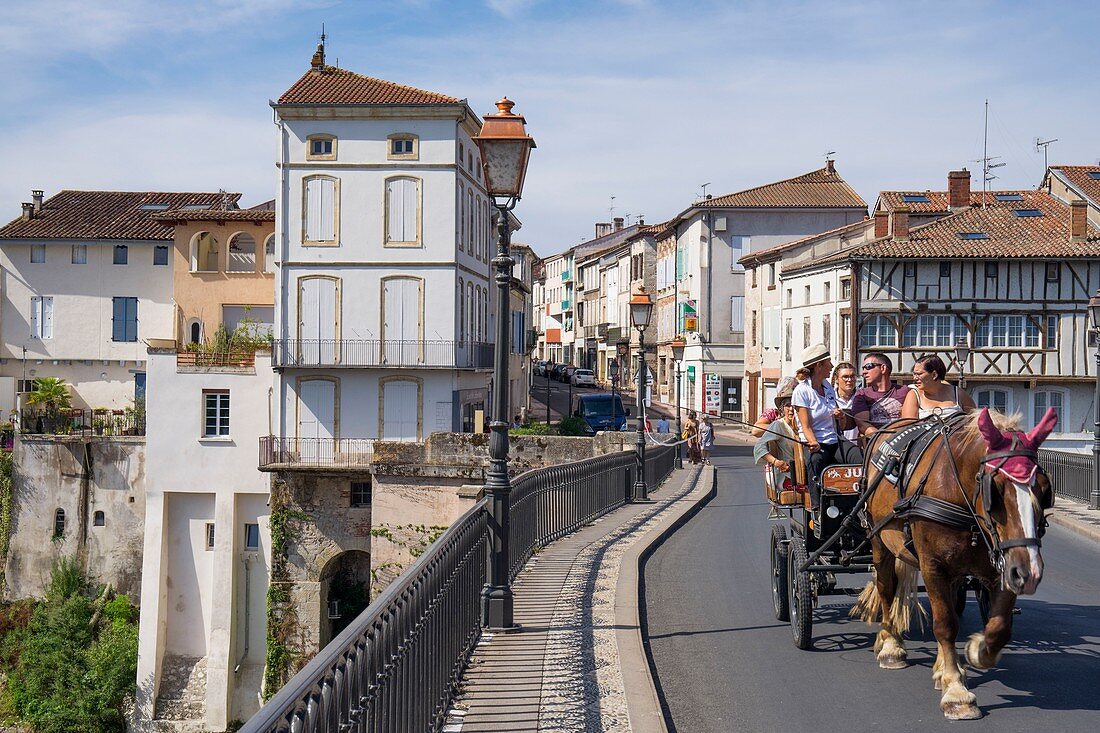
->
xmin=481 ymin=584 xmax=519 ymax=631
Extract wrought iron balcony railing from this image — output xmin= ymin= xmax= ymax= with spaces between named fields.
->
xmin=271 ymin=339 xmax=493 ymax=369
xmin=258 ymin=436 xmax=376 ymax=470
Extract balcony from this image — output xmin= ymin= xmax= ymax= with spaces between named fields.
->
xmin=259 ymin=436 xmax=375 ymax=471
xmin=561 ymin=269 xmax=572 ymax=282
xmin=18 ymin=408 xmax=145 ymax=437
xmin=271 ymin=340 xmax=493 ymax=369
xmin=561 ymin=299 xmax=572 ymax=311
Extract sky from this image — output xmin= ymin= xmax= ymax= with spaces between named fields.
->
xmin=2 ymin=0 xmax=1099 ymax=256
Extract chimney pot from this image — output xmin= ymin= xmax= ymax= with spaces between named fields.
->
xmin=826 ymin=159 xmax=835 ymax=174
xmin=1070 ymin=199 xmax=1088 ymax=241
xmin=595 ymin=222 xmax=612 ymax=239
xmin=21 ymin=202 xmax=34 ymax=221
xmin=874 ymin=210 xmax=889 ymax=238
xmin=948 ymin=169 xmax=971 ymax=209
xmin=613 ymin=217 xmax=624 ymax=231
xmin=31 ymin=189 xmax=43 ymax=213
xmin=891 ymin=206 xmax=910 ymax=240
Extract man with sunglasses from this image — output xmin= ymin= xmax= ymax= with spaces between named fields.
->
xmin=851 ymin=352 xmax=910 ymax=437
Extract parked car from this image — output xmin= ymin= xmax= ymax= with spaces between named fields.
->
xmin=571 ymin=368 xmax=596 ymax=387
xmin=571 ymin=393 xmax=628 ymax=433
xmin=534 ymin=360 xmax=548 ymax=377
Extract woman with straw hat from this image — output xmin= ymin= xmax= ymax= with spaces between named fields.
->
xmin=792 ymin=343 xmax=841 ymax=514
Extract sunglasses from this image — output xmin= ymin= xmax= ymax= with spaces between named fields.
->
xmin=861 ymin=363 xmax=883 ymax=371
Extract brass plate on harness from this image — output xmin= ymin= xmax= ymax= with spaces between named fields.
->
xmin=822 ymin=464 xmax=863 ymax=494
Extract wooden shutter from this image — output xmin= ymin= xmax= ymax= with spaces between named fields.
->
xmin=306 ymin=178 xmax=335 ymax=241
xmin=42 ymin=297 xmax=53 ymax=339
xmin=30 ymin=297 xmax=39 ymax=338
xmin=388 ymin=178 xmax=417 ymax=242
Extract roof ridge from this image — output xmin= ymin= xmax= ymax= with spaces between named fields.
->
xmin=712 ymin=165 xmax=833 ymax=200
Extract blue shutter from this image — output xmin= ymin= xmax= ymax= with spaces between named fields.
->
xmin=126 ymin=298 xmax=138 ymax=341
xmin=112 ymin=298 xmax=125 ymax=341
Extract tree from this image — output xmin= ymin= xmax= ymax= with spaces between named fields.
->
xmin=25 ymin=378 xmax=71 ymax=411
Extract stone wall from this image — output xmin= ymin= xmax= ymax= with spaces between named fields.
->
xmin=3 ymin=436 xmax=145 ymax=599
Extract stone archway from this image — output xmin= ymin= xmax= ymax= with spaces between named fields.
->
xmin=318 ymin=550 xmax=371 ymax=645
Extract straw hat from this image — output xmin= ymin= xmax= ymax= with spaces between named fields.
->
xmin=800 ymin=343 xmax=830 ymax=368
xmin=774 ymin=378 xmax=797 ymax=409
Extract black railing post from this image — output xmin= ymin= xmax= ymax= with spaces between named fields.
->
xmin=674 ymin=361 xmax=683 ymax=469
xmin=632 ymin=333 xmax=651 ymax=502
xmin=1093 ymin=345 xmax=1100 ymax=510
xmin=481 ymin=201 xmax=517 ymax=630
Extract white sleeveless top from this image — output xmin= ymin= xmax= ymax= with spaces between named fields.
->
xmin=915 ymin=385 xmax=963 ymax=419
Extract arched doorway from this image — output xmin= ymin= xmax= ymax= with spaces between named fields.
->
xmin=318 ymin=550 xmax=371 ymax=645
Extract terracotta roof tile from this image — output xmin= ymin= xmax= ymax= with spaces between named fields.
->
xmin=278 ymin=66 xmax=462 ymax=106
xmin=851 ymin=190 xmax=1100 ymax=259
xmin=739 ymin=218 xmax=872 ymax=265
xmin=1050 ymin=165 xmax=1100 ymax=207
xmin=697 ymin=166 xmax=867 ymax=210
xmin=0 ymin=190 xmax=241 ymax=241
xmin=153 ymin=209 xmax=275 ymax=223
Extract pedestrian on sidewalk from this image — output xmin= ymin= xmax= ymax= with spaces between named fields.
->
xmin=656 ymin=415 xmax=670 ymax=434
xmin=699 ymin=413 xmax=714 ymax=464
xmin=684 ymin=410 xmax=701 ymax=465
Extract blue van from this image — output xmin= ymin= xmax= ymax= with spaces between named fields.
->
xmin=572 ymin=393 xmax=628 ymax=434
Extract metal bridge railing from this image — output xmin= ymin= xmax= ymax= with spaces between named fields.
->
xmin=1038 ymin=448 xmax=1096 ymax=507
xmin=242 ymin=445 xmax=678 ymax=733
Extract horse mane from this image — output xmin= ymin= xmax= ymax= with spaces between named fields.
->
xmin=958 ymin=409 xmax=1023 ymax=443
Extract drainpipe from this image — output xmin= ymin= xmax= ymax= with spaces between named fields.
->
xmin=705 ymin=212 xmax=713 ymax=342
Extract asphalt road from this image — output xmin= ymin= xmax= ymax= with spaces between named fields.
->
xmin=643 ymin=446 xmax=1100 ymax=732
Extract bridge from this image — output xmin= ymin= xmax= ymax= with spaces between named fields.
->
xmin=241 ymin=441 xmax=1100 ymax=731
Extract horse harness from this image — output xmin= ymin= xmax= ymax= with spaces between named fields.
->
xmin=861 ymin=416 xmax=1050 ymax=572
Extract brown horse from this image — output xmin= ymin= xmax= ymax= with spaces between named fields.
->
xmin=853 ymin=407 xmax=1057 ymax=720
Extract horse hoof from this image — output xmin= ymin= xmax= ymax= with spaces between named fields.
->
xmin=878 ymin=655 xmax=907 ymax=670
xmin=934 ymin=678 xmax=943 ymax=691
xmin=943 ymin=702 xmax=982 ymax=720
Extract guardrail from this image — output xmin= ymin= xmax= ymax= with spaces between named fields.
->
xmin=177 ymin=349 xmax=257 ymax=368
xmin=1038 ymin=448 xmax=1097 ymax=508
xmin=18 ymin=408 xmax=145 ymax=437
xmin=271 ymin=340 xmax=494 ymax=369
xmin=242 ymin=446 xmax=678 ymax=732
xmin=258 ymin=436 xmax=375 ymax=470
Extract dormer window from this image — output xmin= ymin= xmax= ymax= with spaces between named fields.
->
xmin=306 ymin=135 xmax=337 ymax=161
xmin=388 ymin=133 xmax=419 ymax=161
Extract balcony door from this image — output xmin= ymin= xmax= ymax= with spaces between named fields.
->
xmin=382 ymin=277 xmax=423 ymax=365
xmin=298 ymin=276 xmax=340 ymax=365
xmin=298 ymin=378 xmax=336 ymax=463
xmin=381 ymin=378 xmax=420 ymax=441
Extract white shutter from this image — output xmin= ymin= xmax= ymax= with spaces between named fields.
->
xmin=42 ymin=297 xmax=53 ymax=339
xmin=383 ymin=380 xmax=419 ymax=440
xmin=30 ymin=297 xmax=39 ymax=338
xmin=306 ymin=179 xmax=321 ymax=240
xmin=388 ymin=178 xmax=417 ymax=242
xmin=730 ymin=296 xmax=744 ymax=331
xmin=319 ymin=178 xmax=335 ymax=241
xmin=404 ymin=181 xmax=417 ymax=241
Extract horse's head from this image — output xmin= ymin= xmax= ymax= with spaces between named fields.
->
xmin=975 ymin=407 xmax=1057 ymax=595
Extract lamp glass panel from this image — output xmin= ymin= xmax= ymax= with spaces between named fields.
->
xmin=479 ymin=140 xmax=529 ymax=197
xmin=1090 ymin=294 xmax=1100 ymax=330
xmin=629 ymin=302 xmax=653 ymax=329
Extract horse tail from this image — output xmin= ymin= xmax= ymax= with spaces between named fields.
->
xmin=850 ymin=559 xmax=922 ymax=633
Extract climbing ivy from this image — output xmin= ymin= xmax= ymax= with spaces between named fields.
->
xmin=0 ymin=450 xmax=13 ymax=592
xmin=262 ymin=502 xmax=311 ymax=701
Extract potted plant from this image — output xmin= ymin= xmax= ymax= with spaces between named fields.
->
xmin=25 ymin=377 xmax=72 ymax=433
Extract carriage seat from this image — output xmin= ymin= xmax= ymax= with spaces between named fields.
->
xmin=869 ymin=415 xmax=968 ymax=488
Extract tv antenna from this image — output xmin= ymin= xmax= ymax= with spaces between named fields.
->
xmin=1035 ymin=137 xmax=1058 ymax=172
xmin=973 ymin=100 xmax=1005 ymax=209
xmin=823 ymin=150 xmax=836 ymax=163
xmin=699 ymin=182 xmax=711 ymax=200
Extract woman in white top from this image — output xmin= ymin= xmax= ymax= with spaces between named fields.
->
xmin=793 ymin=343 xmax=842 ymax=512
xmin=901 ymin=354 xmax=975 ymax=420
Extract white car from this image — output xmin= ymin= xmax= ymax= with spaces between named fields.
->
xmin=572 ymin=369 xmax=596 ymax=387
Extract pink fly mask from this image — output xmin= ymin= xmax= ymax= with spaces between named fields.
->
xmin=976 ymin=407 xmax=1058 ymax=483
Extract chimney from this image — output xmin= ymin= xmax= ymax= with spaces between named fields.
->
xmin=874 ymin=210 xmax=888 ymax=238
xmin=826 ymin=159 xmax=835 ymax=174
xmin=310 ymin=42 xmax=325 ymax=70
xmin=1070 ymin=199 xmax=1088 ymax=242
xmin=595 ymin=222 xmax=612 ymax=238
xmin=31 ymin=189 xmax=43 ymax=213
xmin=638 ymin=216 xmax=645 ymax=225
xmin=21 ymin=202 xmax=34 ymax=221
xmin=890 ymin=206 xmax=910 ymax=240
xmin=948 ymin=169 xmax=971 ymax=209
xmin=613 ymin=217 xmax=624 ymax=231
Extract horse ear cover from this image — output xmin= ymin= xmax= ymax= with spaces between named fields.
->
xmin=977 ymin=408 xmax=1011 ymax=451
xmin=1024 ymin=407 xmax=1058 ymax=448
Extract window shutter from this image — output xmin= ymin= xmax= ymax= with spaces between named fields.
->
xmin=730 ymin=296 xmax=744 ymax=331
xmin=112 ymin=297 xmax=124 ymax=341
xmin=306 ymin=179 xmax=321 ymax=240
xmin=319 ymin=178 xmax=335 ymax=241
xmin=127 ymin=298 xmax=138 ymax=341
xmin=42 ymin=297 xmax=53 ymax=339
xmin=30 ymin=297 xmax=40 ymax=338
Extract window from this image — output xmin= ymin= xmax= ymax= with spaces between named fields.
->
xmin=902 ymin=194 xmax=930 ymax=203
xmin=113 ymin=245 xmax=128 ymax=265
xmin=939 ymin=261 xmax=950 ymax=278
xmin=1012 ymin=209 xmax=1043 ymax=217
xmin=227 ymin=232 xmax=256 ymax=272
xmin=205 ymin=523 xmax=215 ymax=550
xmin=1045 ymin=262 xmax=1059 ymax=282
xmin=823 ymin=314 xmax=831 ymax=350
xmin=306 ymin=135 xmax=336 ymax=160
xmin=751 ymin=267 xmax=757 ymax=288
xmin=730 ymin=235 xmax=749 ymax=271
xmin=244 ymin=523 xmax=260 ymax=551
xmin=1088 ymin=172 xmax=1100 ymax=180
xmin=31 ymin=296 xmax=53 ymax=339
xmin=351 ymin=481 xmax=372 ymax=507
xmin=768 ymin=263 xmax=776 ymax=288
xmin=958 ymin=232 xmax=989 ymax=240
xmin=902 ymin=314 xmax=960 ymax=348
xmin=859 ymin=314 xmax=896 ymax=347
xmin=111 ymin=297 xmax=138 ymax=342
xmin=189 ymin=320 xmax=202 ymax=344
xmin=974 ymin=315 xmax=1040 ymax=348
xmin=803 ymin=317 xmax=811 ymax=349
xmin=784 ymin=319 xmax=792 ymax=360
xmin=804 ymin=285 xmax=811 ymax=304
xmin=904 ymin=262 xmax=916 ymax=278
xmin=93 ymin=511 xmax=105 ymax=527
xmin=139 ymin=203 xmax=169 ymax=211
xmin=841 ymin=278 xmax=851 ymax=300
xmin=994 ymin=193 xmax=1023 ymax=201
xmin=388 ymin=134 xmax=418 ymax=160
xmin=730 ymin=296 xmax=744 ymax=331
xmin=975 ymin=389 xmax=1009 ymax=414
xmin=1046 ymin=314 xmax=1058 ymax=349
xmin=984 ymin=261 xmax=998 ymax=279
xmin=304 ymin=176 xmax=338 ymax=243
xmin=385 ymin=176 xmax=420 ymax=246
xmin=786 ymin=289 xmax=792 ymax=307
xmin=203 ymin=390 xmax=230 ymax=437
xmin=30 ymin=244 xmax=45 ymax=263
xmin=840 ymin=314 xmax=851 ymax=357
xmin=72 ymin=244 xmax=87 ymax=264
xmin=1032 ymin=390 xmax=1064 ymax=431
xmin=824 ymin=282 xmax=831 ymax=301
xmin=54 ymin=509 xmax=65 ymax=539
xmin=751 ymin=310 xmax=758 ymax=346
xmin=153 ymin=245 xmax=169 ymax=266
xmin=264 ymin=234 xmax=276 ymax=274
xmin=191 ymin=231 xmax=220 ymax=271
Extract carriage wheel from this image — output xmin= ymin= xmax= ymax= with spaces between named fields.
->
xmin=770 ymin=524 xmax=790 ymax=621
xmin=787 ymin=534 xmax=813 ymax=650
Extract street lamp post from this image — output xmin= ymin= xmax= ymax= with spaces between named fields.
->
xmin=954 ymin=337 xmax=971 ymax=391
xmin=629 ymin=285 xmax=655 ymax=502
xmin=473 ymin=97 xmax=536 ymax=629
xmin=616 ymin=339 xmax=628 ymax=425
xmin=1088 ymin=290 xmax=1100 ymax=510
xmin=671 ymin=336 xmax=686 ymax=469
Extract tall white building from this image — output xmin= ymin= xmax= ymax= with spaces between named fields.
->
xmin=270 ymin=45 xmax=494 ymax=447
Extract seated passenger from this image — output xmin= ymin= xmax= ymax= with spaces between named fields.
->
xmin=753 ymin=384 xmax=798 ymax=518
xmin=831 ymin=361 xmax=863 ymax=463
xmin=851 ymin=352 xmax=911 ymax=438
xmin=792 ymin=344 xmax=841 ymax=512
xmin=901 ymin=354 xmax=975 ymax=420
xmin=751 ymin=376 xmax=796 ymax=438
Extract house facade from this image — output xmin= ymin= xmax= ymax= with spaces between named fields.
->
xmin=0 ymin=189 xmax=238 ymax=411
